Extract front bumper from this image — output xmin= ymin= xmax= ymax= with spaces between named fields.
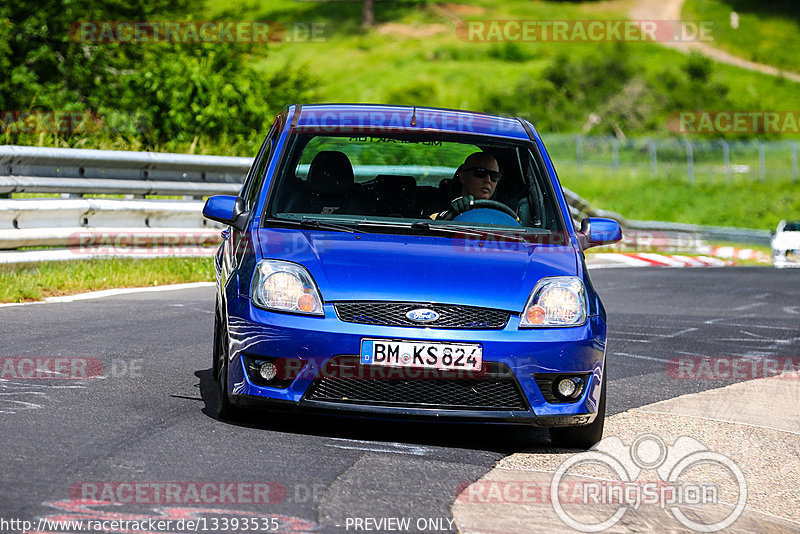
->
xmin=773 ymin=249 xmax=800 ymax=268
xmin=224 ymin=298 xmax=607 ymax=427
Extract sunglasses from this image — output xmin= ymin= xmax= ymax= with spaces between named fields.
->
xmin=464 ymin=166 xmax=502 ymax=182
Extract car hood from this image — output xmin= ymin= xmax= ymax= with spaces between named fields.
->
xmin=774 ymin=232 xmax=800 ymax=249
xmin=258 ymin=229 xmax=578 ymax=312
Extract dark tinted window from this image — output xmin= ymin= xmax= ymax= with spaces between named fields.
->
xmin=265 ymin=133 xmax=566 ymax=237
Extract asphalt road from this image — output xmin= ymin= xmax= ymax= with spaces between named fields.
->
xmin=0 ymin=268 xmax=797 ymax=534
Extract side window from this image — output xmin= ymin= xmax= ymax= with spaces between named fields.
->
xmin=244 ymin=138 xmax=271 ymax=211
xmin=241 ymin=118 xmax=282 ymax=212
xmin=240 ymin=137 xmax=269 ymax=209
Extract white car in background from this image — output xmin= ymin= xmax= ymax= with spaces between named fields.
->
xmin=772 ymin=220 xmax=800 ymax=268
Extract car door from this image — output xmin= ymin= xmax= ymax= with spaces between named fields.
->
xmin=226 ymin=117 xmax=284 ymax=299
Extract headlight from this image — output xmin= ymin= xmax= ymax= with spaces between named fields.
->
xmin=251 ymin=260 xmax=324 ymax=316
xmin=520 ymin=277 xmax=588 ymax=327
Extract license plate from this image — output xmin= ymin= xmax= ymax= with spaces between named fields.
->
xmin=360 ymin=339 xmax=482 ymax=371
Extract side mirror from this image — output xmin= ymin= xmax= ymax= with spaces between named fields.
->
xmin=203 ymin=195 xmax=248 ymax=231
xmin=579 ymin=217 xmax=622 ymax=250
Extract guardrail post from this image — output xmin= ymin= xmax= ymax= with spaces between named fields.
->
xmin=790 ymin=141 xmax=798 ymax=183
xmin=648 ymin=138 xmax=657 ymax=178
xmin=575 ymin=135 xmax=583 ymax=174
xmin=682 ymin=139 xmax=694 ymax=185
xmin=720 ymin=139 xmax=730 ymax=184
xmin=756 ymin=140 xmax=766 ymax=183
xmin=611 ymin=136 xmax=619 ymax=174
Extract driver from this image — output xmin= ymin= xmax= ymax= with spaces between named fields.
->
xmin=431 ymin=152 xmax=503 ymax=219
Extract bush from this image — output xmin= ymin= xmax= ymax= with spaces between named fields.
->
xmin=0 ymin=0 xmax=316 ymax=153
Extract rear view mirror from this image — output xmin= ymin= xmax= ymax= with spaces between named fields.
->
xmin=203 ymin=195 xmax=247 ymax=231
xmin=579 ymin=217 xmax=622 ymax=249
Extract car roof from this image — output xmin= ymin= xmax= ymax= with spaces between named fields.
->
xmin=289 ymin=104 xmax=531 ymax=140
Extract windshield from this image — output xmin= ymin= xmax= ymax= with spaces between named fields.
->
xmin=265 ymin=133 xmax=566 ymax=239
xmin=783 ymin=222 xmax=800 ymax=232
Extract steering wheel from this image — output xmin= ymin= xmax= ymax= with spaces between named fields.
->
xmin=440 ymin=199 xmax=518 ymax=221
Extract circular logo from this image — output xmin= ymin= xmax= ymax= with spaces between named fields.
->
xmin=550 ymin=435 xmax=748 ymax=533
xmin=405 ymin=308 xmax=440 ymax=323
xmin=630 ymin=434 xmax=667 ymax=469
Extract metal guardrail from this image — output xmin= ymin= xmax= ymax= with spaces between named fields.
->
xmin=0 ymin=145 xmax=248 ymax=196
xmin=0 ymin=146 xmax=239 ymax=261
xmin=0 ymin=145 xmax=772 ymax=263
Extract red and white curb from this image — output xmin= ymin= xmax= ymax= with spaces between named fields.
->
xmin=709 ymin=246 xmax=771 ymax=262
xmin=587 ymin=252 xmax=731 ymax=268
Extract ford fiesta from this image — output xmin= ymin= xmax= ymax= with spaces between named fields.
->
xmin=202 ymin=104 xmax=621 ymax=448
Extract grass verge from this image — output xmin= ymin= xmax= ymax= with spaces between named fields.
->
xmin=557 ymin=164 xmax=798 ymax=230
xmin=0 ymin=257 xmax=214 ymax=303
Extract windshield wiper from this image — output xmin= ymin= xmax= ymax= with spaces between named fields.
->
xmin=280 ymin=217 xmax=537 ymax=243
xmin=296 ymin=217 xmax=358 ymax=233
xmin=369 ymin=220 xmax=532 ymax=243
xmin=408 ymin=221 xmax=481 ymax=238
xmin=371 ymin=220 xmax=488 ymax=239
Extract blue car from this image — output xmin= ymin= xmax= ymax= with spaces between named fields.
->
xmin=203 ymin=104 xmax=621 ymax=448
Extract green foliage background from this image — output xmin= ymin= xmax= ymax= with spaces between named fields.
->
xmin=0 ymin=0 xmax=316 ymax=153
xmin=3 ymin=0 xmax=800 ymax=156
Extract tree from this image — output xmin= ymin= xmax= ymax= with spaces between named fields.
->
xmin=362 ymin=0 xmax=374 ymax=27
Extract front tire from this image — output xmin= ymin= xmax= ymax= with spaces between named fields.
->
xmin=212 ymin=305 xmax=222 ymax=380
xmin=549 ymin=369 xmax=606 ymax=449
xmin=213 ymin=306 xmax=238 ymax=421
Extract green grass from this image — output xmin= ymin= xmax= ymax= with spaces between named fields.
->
xmin=0 ymin=257 xmax=214 ymax=303
xmin=226 ymin=0 xmax=800 ymax=139
xmin=684 ymin=0 xmax=800 ymax=75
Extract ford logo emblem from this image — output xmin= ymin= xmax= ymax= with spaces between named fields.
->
xmin=406 ymin=308 xmax=440 ymax=323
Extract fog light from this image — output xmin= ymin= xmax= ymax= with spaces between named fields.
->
xmin=555 ymin=377 xmax=584 ymax=399
xmin=259 ymin=361 xmax=278 ymax=381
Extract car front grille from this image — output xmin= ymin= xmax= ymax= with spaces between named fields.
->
xmin=334 ymin=301 xmax=509 ymax=329
xmin=303 ymin=356 xmax=529 ymax=411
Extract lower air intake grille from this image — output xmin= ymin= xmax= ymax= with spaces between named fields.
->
xmin=304 ymin=356 xmax=528 ymax=411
